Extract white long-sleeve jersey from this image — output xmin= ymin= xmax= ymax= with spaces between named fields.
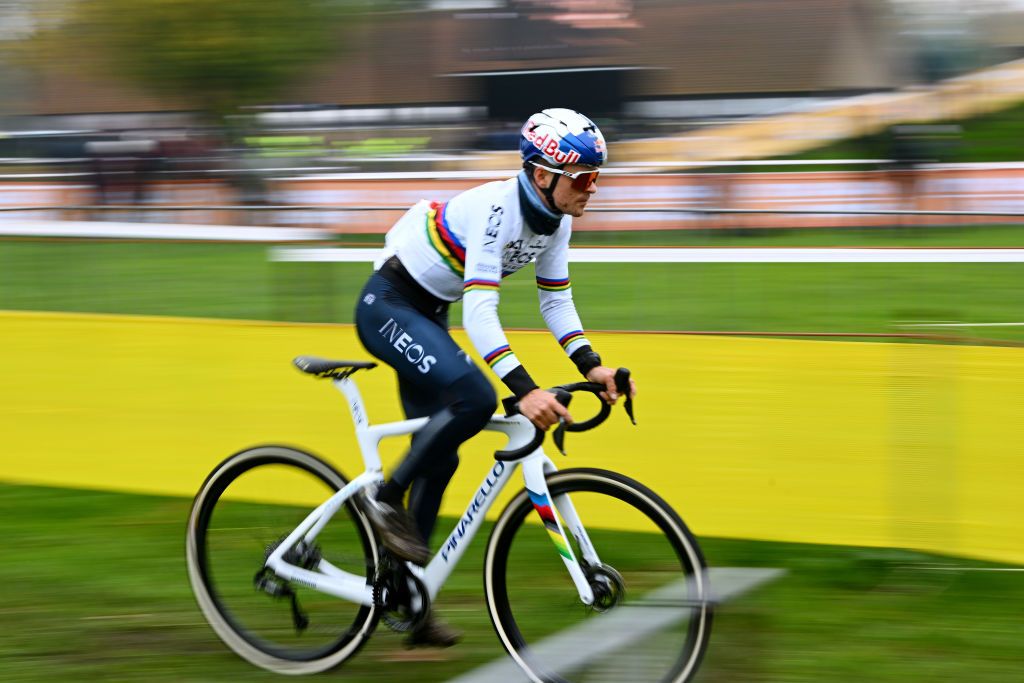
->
xmin=375 ymin=177 xmax=591 ymax=383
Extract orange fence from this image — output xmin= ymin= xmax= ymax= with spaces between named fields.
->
xmin=2 ymin=165 xmax=1023 ymax=233
xmin=269 ymin=166 xmax=1024 ymax=231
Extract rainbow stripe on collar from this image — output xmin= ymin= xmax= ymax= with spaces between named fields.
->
xmin=426 ymin=201 xmax=465 ymax=275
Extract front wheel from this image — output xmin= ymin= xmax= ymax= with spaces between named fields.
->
xmin=484 ymin=468 xmax=712 ymax=683
xmin=185 ymin=445 xmax=379 ymax=674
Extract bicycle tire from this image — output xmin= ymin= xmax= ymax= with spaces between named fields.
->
xmin=185 ymin=445 xmax=379 ymax=674
xmin=484 ymin=468 xmax=712 ymax=683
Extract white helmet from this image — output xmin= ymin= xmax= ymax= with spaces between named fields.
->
xmin=519 ymin=108 xmax=607 ymax=167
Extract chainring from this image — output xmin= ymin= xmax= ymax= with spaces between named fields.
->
xmin=372 ymin=554 xmax=430 ymax=633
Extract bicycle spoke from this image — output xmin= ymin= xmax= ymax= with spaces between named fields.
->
xmin=486 ymin=469 xmax=712 ymax=683
xmin=186 ymin=447 xmax=377 ymax=674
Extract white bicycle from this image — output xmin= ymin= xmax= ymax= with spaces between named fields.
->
xmin=186 ymin=356 xmax=712 ymax=682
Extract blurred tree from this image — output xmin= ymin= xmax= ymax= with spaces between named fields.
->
xmin=26 ymin=0 xmax=362 ymax=119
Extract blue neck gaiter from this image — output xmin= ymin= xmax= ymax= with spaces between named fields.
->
xmin=517 ymin=170 xmax=562 ymax=236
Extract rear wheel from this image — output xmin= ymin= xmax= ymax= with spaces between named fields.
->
xmin=185 ymin=445 xmax=378 ymax=674
xmin=484 ymin=468 xmax=712 ymax=683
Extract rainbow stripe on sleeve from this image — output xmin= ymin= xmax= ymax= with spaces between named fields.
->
xmin=537 ymin=276 xmax=571 ymax=292
xmin=527 ymin=489 xmax=573 ymax=560
xmin=558 ymin=330 xmax=586 ymax=350
xmin=464 ymin=279 xmax=500 ymax=294
xmin=426 ymin=201 xmax=466 ymax=275
xmin=483 ymin=344 xmax=514 ymax=368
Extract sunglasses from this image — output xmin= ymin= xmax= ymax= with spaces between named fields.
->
xmin=529 ymin=162 xmax=600 ymax=191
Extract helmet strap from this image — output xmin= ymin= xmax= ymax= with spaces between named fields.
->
xmin=538 ymin=169 xmax=561 ymax=212
xmin=519 ymin=168 xmax=562 ymax=235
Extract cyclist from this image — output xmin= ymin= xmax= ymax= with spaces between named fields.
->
xmin=354 ymin=107 xmax=636 ymax=647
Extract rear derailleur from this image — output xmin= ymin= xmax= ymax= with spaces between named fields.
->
xmin=252 ymin=536 xmax=323 ymax=632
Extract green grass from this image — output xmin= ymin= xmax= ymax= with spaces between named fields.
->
xmin=1 ymin=482 xmax=1021 ymax=682
xmin=567 ymin=224 xmax=1024 ymax=247
xmin=3 ymin=231 xmax=1024 ymax=342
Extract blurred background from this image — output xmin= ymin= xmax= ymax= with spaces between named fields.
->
xmin=2 ymin=1 xmax=1024 ymax=682
xmin=1 ymin=0 xmax=1022 ymax=222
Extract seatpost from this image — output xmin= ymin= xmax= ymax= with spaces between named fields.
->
xmin=333 ymin=376 xmax=384 ymax=472
xmin=334 ymin=376 xmax=369 ymax=431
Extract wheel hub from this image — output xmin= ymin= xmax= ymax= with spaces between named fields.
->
xmin=586 ymin=563 xmax=626 ymax=612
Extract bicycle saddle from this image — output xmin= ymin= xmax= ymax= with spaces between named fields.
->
xmin=293 ymin=356 xmax=377 ymax=379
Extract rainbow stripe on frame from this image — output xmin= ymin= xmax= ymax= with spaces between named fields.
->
xmin=537 ymin=276 xmax=571 ymax=292
xmin=527 ymin=488 xmax=573 ymax=560
xmin=426 ymin=201 xmax=465 ymax=275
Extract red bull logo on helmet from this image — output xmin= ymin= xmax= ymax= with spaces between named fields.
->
xmin=522 ymin=123 xmax=582 ymax=166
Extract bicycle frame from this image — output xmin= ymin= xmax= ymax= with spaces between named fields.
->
xmin=264 ymin=374 xmax=600 ymax=608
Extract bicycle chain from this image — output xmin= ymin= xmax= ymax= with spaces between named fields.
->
xmin=372 ymin=553 xmax=430 ymax=633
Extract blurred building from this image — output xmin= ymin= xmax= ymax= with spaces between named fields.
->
xmin=7 ymin=0 xmax=927 ymax=128
xmin=978 ymin=8 xmax=1024 ymax=62
xmin=6 ymin=0 xmax=1024 ymax=181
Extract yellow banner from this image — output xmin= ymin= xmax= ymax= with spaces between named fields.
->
xmin=1 ymin=311 xmax=1021 ymax=564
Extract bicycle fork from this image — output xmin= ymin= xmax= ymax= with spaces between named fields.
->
xmin=522 ymin=456 xmax=599 ymax=606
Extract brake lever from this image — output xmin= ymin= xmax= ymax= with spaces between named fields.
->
xmin=550 ymin=388 xmax=572 ymax=456
xmin=614 ymin=368 xmax=636 ymax=425
xmin=553 ymin=420 xmax=567 ymax=455
xmin=498 ymin=382 xmax=611 ymax=460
